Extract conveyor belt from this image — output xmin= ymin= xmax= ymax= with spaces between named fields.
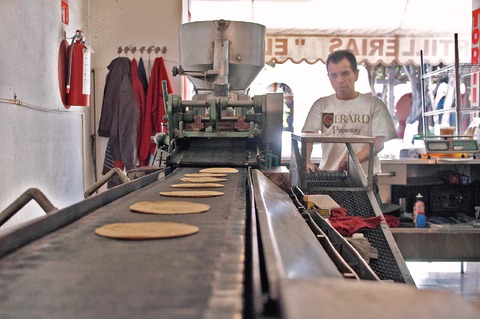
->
xmin=0 ymin=167 xmax=248 ymax=319
xmin=307 ymin=171 xmax=408 ymax=283
xmin=1 ymin=168 xmax=478 ymax=318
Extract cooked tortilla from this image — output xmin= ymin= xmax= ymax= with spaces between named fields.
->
xmin=94 ymin=222 xmax=199 ymax=240
xmin=199 ymin=167 xmax=239 ymax=174
xmin=180 ymin=177 xmax=227 ymax=183
xmin=184 ymin=173 xmax=227 ymax=178
xmin=130 ymin=200 xmax=211 ymax=215
xmin=159 ymin=190 xmax=224 ymax=198
xmin=169 ymin=183 xmax=224 ymax=189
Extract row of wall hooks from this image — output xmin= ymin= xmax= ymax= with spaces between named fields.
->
xmin=118 ymin=45 xmax=167 ymax=55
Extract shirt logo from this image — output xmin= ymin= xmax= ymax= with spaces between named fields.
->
xmin=322 ymin=113 xmax=334 ymax=129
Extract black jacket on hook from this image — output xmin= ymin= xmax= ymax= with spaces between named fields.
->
xmin=98 ymin=57 xmax=139 ymax=175
xmin=138 ymin=57 xmax=149 ymax=94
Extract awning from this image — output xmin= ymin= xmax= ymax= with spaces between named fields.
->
xmin=191 ymin=0 xmax=473 ymax=66
xmin=265 ymin=32 xmax=471 ymax=66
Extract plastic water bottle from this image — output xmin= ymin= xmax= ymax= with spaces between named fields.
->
xmin=414 ymin=193 xmax=426 ymax=228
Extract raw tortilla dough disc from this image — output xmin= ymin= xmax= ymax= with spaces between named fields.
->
xmin=184 ymin=173 xmax=227 ymax=177
xmin=199 ymin=167 xmax=239 ymax=174
xmin=129 ymin=200 xmax=211 ymax=215
xmin=159 ymin=190 xmax=224 ymax=198
xmin=94 ymin=222 xmax=199 ymax=240
xmin=170 ymin=183 xmax=224 ymax=189
xmin=180 ymin=177 xmax=226 ymax=183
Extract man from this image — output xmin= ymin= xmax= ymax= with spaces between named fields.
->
xmin=302 ymin=50 xmax=397 ymax=175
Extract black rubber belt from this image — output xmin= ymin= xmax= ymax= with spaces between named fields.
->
xmin=307 ymin=171 xmax=406 ymax=283
xmin=0 ymin=167 xmax=248 ymax=319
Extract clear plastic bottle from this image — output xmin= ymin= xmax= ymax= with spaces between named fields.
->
xmin=414 ymin=193 xmax=426 ymax=228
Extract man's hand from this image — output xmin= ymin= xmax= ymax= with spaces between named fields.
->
xmin=338 ymin=157 xmax=348 ymax=171
xmin=306 ymin=161 xmax=320 ymax=173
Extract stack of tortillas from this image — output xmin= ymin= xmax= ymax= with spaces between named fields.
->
xmin=94 ymin=222 xmax=199 ymax=240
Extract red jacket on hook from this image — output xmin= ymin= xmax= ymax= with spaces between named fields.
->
xmin=138 ymin=56 xmax=172 ymax=166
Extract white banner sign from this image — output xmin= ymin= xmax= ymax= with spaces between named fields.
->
xmin=266 ymin=35 xmax=471 ymax=66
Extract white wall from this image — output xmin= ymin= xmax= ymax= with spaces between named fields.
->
xmin=89 ymin=0 xmax=182 ymax=188
xmin=0 ymin=0 xmax=181 ymax=231
xmin=0 ymin=1 xmax=89 ymax=230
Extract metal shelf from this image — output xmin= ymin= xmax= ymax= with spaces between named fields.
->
xmin=420 ymin=33 xmax=480 ymax=136
xmin=460 ymin=106 xmax=480 ymax=112
xmin=421 ymin=63 xmax=480 ymax=79
xmin=423 ymin=106 xmax=480 ymax=117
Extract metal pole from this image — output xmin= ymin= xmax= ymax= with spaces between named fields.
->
xmin=419 ymin=50 xmax=427 ymax=137
xmin=454 ymin=33 xmax=462 ymax=135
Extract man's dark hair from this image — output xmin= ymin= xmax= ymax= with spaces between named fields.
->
xmin=326 ymin=50 xmax=358 ymax=72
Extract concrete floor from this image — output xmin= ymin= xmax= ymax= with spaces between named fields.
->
xmin=407 ymin=262 xmax=480 ymax=310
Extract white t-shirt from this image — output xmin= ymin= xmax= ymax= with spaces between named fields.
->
xmin=302 ymin=93 xmax=397 ymax=175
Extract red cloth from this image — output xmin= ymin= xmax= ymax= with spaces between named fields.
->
xmin=138 ymin=57 xmax=173 ymax=166
xmin=384 ymin=214 xmax=400 ymax=228
xmin=329 ymin=207 xmax=383 ymax=237
xmin=131 ymin=58 xmax=146 ymax=159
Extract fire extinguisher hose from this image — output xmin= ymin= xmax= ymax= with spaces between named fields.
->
xmin=66 ymin=31 xmax=83 ymax=94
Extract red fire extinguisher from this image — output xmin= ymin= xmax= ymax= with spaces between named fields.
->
xmin=66 ymin=30 xmax=90 ymax=107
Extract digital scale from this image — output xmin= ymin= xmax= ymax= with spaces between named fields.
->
xmin=423 ymin=136 xmax=479 ymax=157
